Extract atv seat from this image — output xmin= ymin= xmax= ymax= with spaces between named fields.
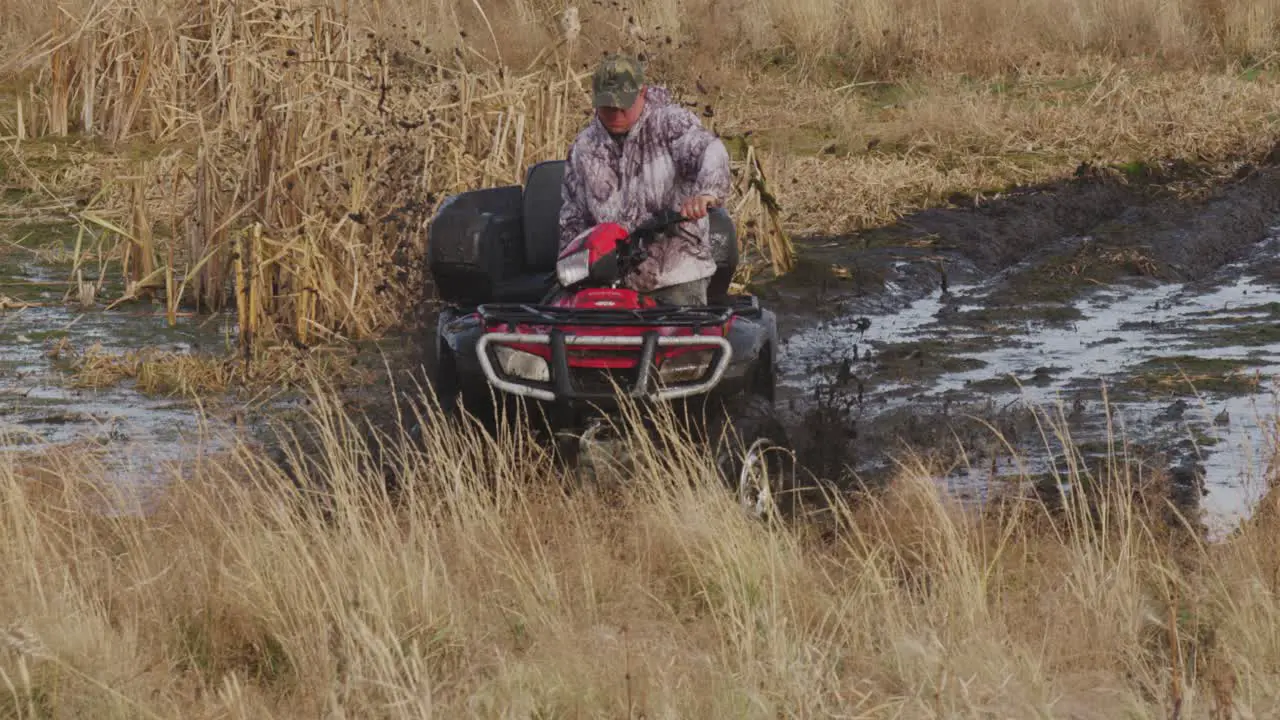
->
xmin=519 ymin=159 xmax=740 ymax=303
xmin=481 ymin=160 xmax=564 ymax=303
xmin=522 ymin=160 xmax=567 ymax=275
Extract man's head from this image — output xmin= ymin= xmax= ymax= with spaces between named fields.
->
xmin=592 ymin=54 xmax=646 ymax=135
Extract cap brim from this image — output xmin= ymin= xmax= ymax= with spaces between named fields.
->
xmin=593 ymin=90 xmax=639 ymax=109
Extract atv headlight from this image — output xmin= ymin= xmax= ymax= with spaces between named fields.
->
xmin=556 ymin=248 xmax=591 ymax=287
xmin=658 ymin=349 xmax=715 ymax=384
xmin=494 ymin=346 xmax=550 ymax=382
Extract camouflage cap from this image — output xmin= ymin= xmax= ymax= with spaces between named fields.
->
xmin=592 ymin=54 xmax=645 ymax=108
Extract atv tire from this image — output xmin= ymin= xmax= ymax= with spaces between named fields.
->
xmin=414 ymin=337 xmax=497 ymax=442
xmin=704 ymin=395 xmax=797 ymax=521
xmin=427 ymin=338 xmax=461 ymax=417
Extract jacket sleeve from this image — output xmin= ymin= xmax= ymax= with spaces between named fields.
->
xmin=667 ymin=109 xmax=732 ymax=203
xmin=558 ymin=144 xmax=592 ymax=250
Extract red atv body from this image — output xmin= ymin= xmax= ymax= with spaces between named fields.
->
xmin=424 ymin=160 xmax=795 ymax=517
xmin=473 ymin=210 xmax=738 ymax=408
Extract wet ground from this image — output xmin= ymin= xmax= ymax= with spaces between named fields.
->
xmin=3 ymin=157 xmax=1280 ymax=537
xmin=763 ymin=159 xmax=1280 ymax=539
xmin=0 ymin=254 xmax=244 ymax=506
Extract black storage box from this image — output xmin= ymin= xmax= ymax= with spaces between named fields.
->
xmin=427 ymin=185 xmax=525 ymax=305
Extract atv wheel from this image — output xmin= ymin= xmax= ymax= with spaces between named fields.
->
xmin=706 ymin=395 xmax=795 ymax=521
xmin=433 ymin=338 xmax=504 ymax=434
xmin=428 ymin=339 xmax=461 ymax=417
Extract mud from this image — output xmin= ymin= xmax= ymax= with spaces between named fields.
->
xmin=5 ymin=151 xmax=1280 ymax=539
xmin=767 ymin=158 xmax=1280 ymax=540
xmin=760 ymin=160 xmax=1280 ymax=328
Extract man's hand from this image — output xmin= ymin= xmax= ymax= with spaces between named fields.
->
xmin=679 ymin=194 xmax=718 ymax=220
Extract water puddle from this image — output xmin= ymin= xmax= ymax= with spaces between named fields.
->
xmin=0 ymin=255 xmax=243 ymax=496
xmin=781 ymin=235 xmax=1280 ymax=539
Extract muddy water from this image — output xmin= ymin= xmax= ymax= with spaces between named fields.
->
xmin=5 ymin=161 xmax=1280 ymax=537
xmin=778 ymin=234 xmax=1280 ymax=538
xmin=769 ymin=162 xmax=1280 ymax=539
xmin=0 ymin=252 xmax=243 ymax=508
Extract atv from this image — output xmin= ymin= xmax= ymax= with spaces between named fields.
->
xmin=421 ymin=159 xmax=795 ymax=518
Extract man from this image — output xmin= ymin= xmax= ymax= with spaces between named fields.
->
xmin=558 ymin=54 xmax=732 ymax=306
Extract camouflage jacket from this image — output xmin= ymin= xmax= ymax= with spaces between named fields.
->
xmin=558 ymin=86 xmax=732 ymax=292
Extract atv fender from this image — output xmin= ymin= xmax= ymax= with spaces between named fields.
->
xmin=427 ymin=308 xmax=500 ymax=426
xmin=718 ymin=305 xmax=779 ymax=402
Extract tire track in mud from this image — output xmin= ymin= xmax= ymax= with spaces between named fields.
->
xmin=769 ymin=157 xmax=1280 ymax=538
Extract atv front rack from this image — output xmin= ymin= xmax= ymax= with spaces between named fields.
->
xmin=477 ymin=302 xmax=737 ymax=328
xmin=476 ymin=330 xmax=733 ymax=403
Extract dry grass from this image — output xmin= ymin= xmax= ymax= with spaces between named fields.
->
xmin=44 ymin=337 xmax=378 ymax=398
xmin=0 ymin=377 xmax=1276 ymax=717
xmin=0 ymin=0 xmax=586 ymax=348
xmin=719 ymin=62 xmax=1280 ymax=234
xmin=0 ymin=0 xmax=1277 ymax=353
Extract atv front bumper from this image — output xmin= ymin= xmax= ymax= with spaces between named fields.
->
xmin=436 ymin=297 xmax=777 ymax=416
xmin=477 ymin=330 xmax=733 ymax=403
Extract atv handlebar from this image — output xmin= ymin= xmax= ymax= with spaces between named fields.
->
xmin=617 ymin=209 xmax=692 ymax=275
xmin=630 ymin=208 xmax=690 ymax=241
